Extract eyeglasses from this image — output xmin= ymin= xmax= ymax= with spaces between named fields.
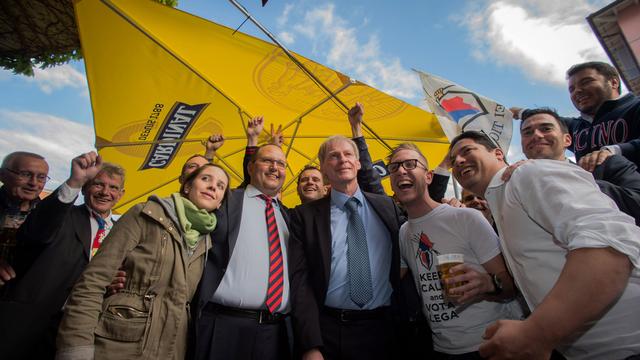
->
xmin=387 ymin=159 xmax=426 ymax=173
xmin=257 ymin=158 xmax=287 ymax=170
xmin=3 ymin=168 xmax=50 ymax=183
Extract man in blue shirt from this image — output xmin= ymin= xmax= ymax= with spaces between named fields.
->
xmin=290 ymin=135 xmax=403 ymax=360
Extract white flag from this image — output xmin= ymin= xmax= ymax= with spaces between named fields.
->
xmin=416 ymin=69 xmax=512 ymax=155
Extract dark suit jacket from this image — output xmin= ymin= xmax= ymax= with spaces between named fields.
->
xmin=289 ymin=191 xmax=403 ymax=352
xmin=593 ymin=155 xmax=640 ymax=225
xmin=0 ymin=189 xmax=92 ymax=358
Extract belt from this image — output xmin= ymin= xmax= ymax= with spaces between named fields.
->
xmin=205 ymin=303 xmax=288 ymax=324
xmin=322 ymin=306 xmax=390 ymax=322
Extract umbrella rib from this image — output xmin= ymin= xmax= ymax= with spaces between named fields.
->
xmin=227 ymin=0 xmax=395 ymax=153
xmin=96 ymin=137 xmax=250 ymax=149
xmin=279 ymin=82 xmax=354 ymax=133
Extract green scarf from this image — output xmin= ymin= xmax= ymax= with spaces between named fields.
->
xmin=172 ymin=193 xmax=217 ymax=249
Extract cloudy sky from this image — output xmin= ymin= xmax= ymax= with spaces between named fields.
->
xmin=0 ymin=0 xmax=612 ymax=191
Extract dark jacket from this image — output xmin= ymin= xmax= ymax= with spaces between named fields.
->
xmin=562 ymin=93 xmax=640 ymax=167
xmin=0 ymin=188 xmax=95 ymax=359
xmin=593 ymin=155 xmax=640 ymax=225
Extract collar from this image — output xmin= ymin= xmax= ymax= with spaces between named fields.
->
xmin=86 ymin=205 xmax=114 ymax=228
xmin=330 ymin=186 xmax=364 ymax=209
xmin=246 ymin=184 xmax=281 ymax=208
xmin=485 ymin=167 xmax=508 ymax=197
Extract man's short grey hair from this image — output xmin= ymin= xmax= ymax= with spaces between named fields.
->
xmin=1 ymin=151 xmax=46 ymax=169
xmin=318 ymin=135 xmax=359 ymax=163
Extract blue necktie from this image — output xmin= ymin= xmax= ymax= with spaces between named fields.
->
xmin=345 ymin=197 xmax=373 ymax=307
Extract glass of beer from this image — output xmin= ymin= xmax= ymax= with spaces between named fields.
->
xmin=437 ymin=254 xmax=465 ymax=298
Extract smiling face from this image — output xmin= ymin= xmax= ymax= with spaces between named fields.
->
xmin=297 ymin=168 xmax=327 ymax=203
xmin=568 ymin=68 xmax=618 ymax=116
xmin=184 ymin=165 xmax=229 ymax=211
xmin=249 ymin=145 xmax=286 ymax=197
xmin=320 ymin=138 xmax=361 ymax=190
xmin=0 ymin=155 xmax=49 ymax=204
xmin=389 ymin=149 xmax=431 ymax=208
xmin=450 ymin=138 xmax=505 ymax=196
xmin=82 ymin=171 xmax=124 ymax=218
xmin=521 ymin=113 xmax=571 ymax=160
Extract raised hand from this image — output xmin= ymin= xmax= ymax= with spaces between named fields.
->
xmin=66 ymin=151 xmax=103 ymax=188
xmin=348 ymin=102 xmax=364 ymax=138
xmin=204 ymin=133 xmax=225 ymax=160
xmin=269 ymin=124 xmax=284 ymax=147
xmin=246 ymin=116 xmax=265 ymax=147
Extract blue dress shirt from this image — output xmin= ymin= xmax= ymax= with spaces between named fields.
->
xmin=324 ymin=188 xmax=392 ymax=309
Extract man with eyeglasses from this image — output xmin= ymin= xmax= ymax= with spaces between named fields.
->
xmin=0 ymin=151 xmax=126 ymax=359
xmin=193 ymin=142 xmax=294 ymax=360
xmin=387 ymin=143 xmax=518 ymax=359
xmin=0 ymin=152 xmax=49 ymax=289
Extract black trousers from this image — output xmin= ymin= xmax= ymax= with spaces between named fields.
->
xmin=194 ymin=307 xmax=291 ymax=360
xmin=318 ymin=310 xmax=393 ymax=360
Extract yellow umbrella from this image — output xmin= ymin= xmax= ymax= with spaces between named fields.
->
xmin=75 ymin=0 xmax=449 ymax=213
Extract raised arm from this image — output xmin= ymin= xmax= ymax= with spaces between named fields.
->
xmin=239 ymin=116 xmax=265 ymax=188
xmin=18 ymin=152 xmax=102 ymax=247
xmin=348 ymin=102 xmax=385 ymax=195
xmin=203 ymin=133 xmax=225 ymax=161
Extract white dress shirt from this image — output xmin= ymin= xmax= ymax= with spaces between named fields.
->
xmin=212 ymin=185 xmax=290 ymax=313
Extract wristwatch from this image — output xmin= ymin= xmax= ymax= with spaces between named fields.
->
xmin=487 ymin=273 xmax=503 ymax=296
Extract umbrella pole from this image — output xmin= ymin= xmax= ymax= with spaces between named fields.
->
xmin=228 ymin=0 xmax=393 ymax=152
xmin=228 ymin=0 xmax=347 ymax=111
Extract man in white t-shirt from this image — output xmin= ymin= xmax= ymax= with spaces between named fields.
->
xmin=388 ymin=143 xmax=520 ymax=358
xmin=449 ymin=130 xmax=640 ymax=360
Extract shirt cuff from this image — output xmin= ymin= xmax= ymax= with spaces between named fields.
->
xmin=58 ymin=182 xmax=81 ymax=204
xmin=433 ymin=166 xmax=451 ymax=176
xmin=602 ymin=145 xmax=621 ymax=156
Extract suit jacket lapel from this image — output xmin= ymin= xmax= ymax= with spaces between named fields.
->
xmin=315 ymin=196 xmax=332 ymax=284
xmin=72 ymin=206 xmax=91 ymax=261
xmin=226 ymin=189 xmax=244 ymax=261
xmin=363 ymin=192 xmax=396 ymax=236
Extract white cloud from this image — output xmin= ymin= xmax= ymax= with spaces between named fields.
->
xmin=0 ymin=110 xmax=95 ymax=188
xmin=26 ymin=64 xmax=88 ymax=94
xmin=459 ymin=0 xmax=609 ymax=86
xmin=277 ymin=3 xmax=295 ymax=27
xmin=286 ymin=3 xmax=422 ymax=101
xmin=278 ymin=31 xmax=296 ymax=45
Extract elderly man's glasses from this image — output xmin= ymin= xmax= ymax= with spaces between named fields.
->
xmin=3 ymin=168 xmax=50 ymax=183
xmin=387 ymin=159 xmax=426 ymax=173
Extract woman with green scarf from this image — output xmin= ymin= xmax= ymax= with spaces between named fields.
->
xmin=56 ymin=164 xmax=230 ymax=360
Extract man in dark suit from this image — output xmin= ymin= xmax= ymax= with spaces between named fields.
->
xmin=0 ymin=151 xmax=125 ymax=359
xmin=193 ymin=143 xmax=293 ymax=360
xmin=290 ymin=135 xmax=403 ymax=360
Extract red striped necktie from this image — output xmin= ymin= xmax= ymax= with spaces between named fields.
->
xmin=258 ymin=194 xmax=284 ymax=314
